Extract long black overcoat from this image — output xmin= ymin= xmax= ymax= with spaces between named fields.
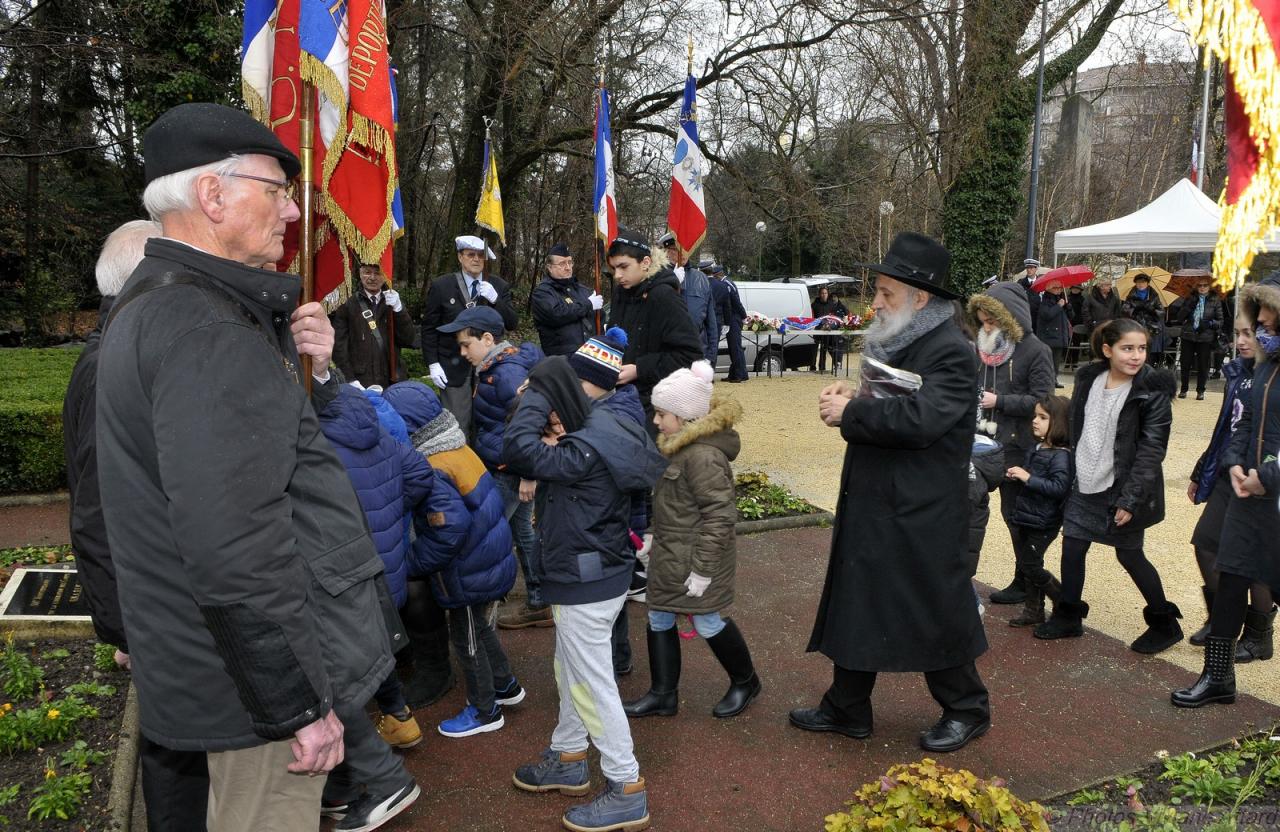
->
xmin=806 ymin=319 xmax=988 ymax=672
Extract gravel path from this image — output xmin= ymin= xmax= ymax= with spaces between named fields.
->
xmin=722 ymin=366 xmax=1280 ymax=705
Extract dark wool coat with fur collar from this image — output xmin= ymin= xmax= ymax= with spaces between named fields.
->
xmin=807 ymin=318 xmax=988 ymax=672
xmin=647 ymin=396 xmax=742 ymax=615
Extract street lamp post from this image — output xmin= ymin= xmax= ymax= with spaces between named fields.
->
xmin=878 ymin=200 xmax=894 ymax=261
xmin=755 ymin=221 xmax=767 ymax=277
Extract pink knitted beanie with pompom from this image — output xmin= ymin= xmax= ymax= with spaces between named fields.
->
xmin=651 ymin=360 xmax=715 ymax=421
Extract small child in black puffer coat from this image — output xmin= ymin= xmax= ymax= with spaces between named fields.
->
xmin=1005 ymin=395 xmax=1073 ymax=628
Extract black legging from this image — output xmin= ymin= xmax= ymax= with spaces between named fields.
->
xmin=1180 ymin=340 xmax=1213 ymax=393
xmin=1194 ymin=545 xmax=1273 ymax=611
xmin=1209 ymin=571 xmax=1252 ymax=641
xmin=1059 ymin=536 xmax=1168 ymax=606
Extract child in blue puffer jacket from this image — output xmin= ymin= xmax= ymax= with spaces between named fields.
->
xmin=317 ymin=385 xmax=431 ymax=815
xmin=382 ymin=381 xmax=522 ymax=740
xmin=439 ymin=306 xmax=550 ymax=627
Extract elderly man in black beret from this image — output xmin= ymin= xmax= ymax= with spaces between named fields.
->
xmin=95 ymin=103 xmax=416 ymax=830
xmin=789 ymin=232 xmax=991 ymax=754
xmin=530 ymin=242 xmax=602 ymax=356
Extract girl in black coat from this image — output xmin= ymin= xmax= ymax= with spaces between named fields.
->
xmin=1004 ymin=396 xmax=1072 ymax=628
xmin=1035 ymin=319 xmax=1183 ymax=654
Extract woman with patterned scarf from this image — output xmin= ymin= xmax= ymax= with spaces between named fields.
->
xmin=965 ymin=282 xmax=1057 ymax=606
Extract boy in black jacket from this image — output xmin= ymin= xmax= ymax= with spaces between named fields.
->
xmin=503 ymin=356 xmax=667 ymax=832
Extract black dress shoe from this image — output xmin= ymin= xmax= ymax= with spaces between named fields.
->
xmin=1196 ymin=392 xmax=1205 ymax=401
xmin=919 ymin=717 xmax=990 ymax=753
xmin=788 ymin=707 xmax=871 ymax=739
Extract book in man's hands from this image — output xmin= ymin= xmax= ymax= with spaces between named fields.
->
xmin=856 ymin=355 xmax=923 ymax=399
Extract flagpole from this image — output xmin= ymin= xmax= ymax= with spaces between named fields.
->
xmin=299 ymin=79 xmax=317 ymax=392
xmin=593 ymin=69 xmax=604 ymax=335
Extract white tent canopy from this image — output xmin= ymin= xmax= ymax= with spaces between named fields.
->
xmin=1053 ymin=178 xmax=1221 ymax=256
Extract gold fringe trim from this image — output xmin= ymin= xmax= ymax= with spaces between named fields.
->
xmin=300 ymin=52 xmax=353 ymax=192
xmin=1170 ymin=0 xmax=1280 ymax=292
xmin=243 ymin=83 xmax=269 ymax=126
xmin=321 ymin=109 xmax=400 ymax=266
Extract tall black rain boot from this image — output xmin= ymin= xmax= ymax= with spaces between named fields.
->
xmin=623 ymin=627 xmax=681 ymax=717
xmin=1172 ymin=635 xmax=1236 ymax=708
xmin=1189 ymin=586 xmax=1214 ymax=647
xmin=1235 ymin=605 xmax=1276 ymax=663
xmin=1130 ymin=602 xmax=1183 ymax=655
xmin=704 ymin=618 xmax=762 ymax=718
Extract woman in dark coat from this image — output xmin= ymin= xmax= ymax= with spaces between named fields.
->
xmin=1037 ymin=281 xmax=1074 ymax=382
xmin=789 ymin=232 xmax=989 ymax=754
xmin=1175 ymin=278 xmax=1226 ymax=399
xmin=1085 ymin=281 xmax=1123 ymax=332
xmin=1122 ymin=273 xmax=1166 ymax=358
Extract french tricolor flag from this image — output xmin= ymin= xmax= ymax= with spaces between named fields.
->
xmin=594 ymin=85 xmax=617 ymax=246
xmin=666 ymin=72 xmax=707 ymax=254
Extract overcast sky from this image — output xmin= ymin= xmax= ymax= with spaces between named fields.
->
xmin=1080 ymin=0 xmax=1196 ymax=70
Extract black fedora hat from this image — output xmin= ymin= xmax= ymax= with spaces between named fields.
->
xmin=859 ymin=232 xmax=957 ymax=299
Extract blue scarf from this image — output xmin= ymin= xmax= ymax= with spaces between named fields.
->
xmin=1193 ymin=295 xmax=1206 ymax=329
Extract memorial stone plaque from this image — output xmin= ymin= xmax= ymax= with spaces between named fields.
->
xmin=0 ymin=568 xmax=92 ymax=620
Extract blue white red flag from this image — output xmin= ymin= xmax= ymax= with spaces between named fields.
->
xmin=666 ymin=73 xmax=707 ymax=254
xmin=594 ymin=85 xmax=617 ymax=246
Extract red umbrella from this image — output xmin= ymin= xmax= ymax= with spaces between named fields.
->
xmin=1031 ymin=265 xmax=1094 ymax=292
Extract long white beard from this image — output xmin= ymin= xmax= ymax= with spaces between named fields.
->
xmin=976 ymin=327 xmax=1003 ymax=354
xmin=864 ymin=303 xmax=915 ymax=345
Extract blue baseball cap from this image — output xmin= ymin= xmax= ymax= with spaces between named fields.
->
xmin=439 ymin=305 xmax=505 ymax=335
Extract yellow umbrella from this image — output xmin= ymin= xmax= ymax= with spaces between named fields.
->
xmin=1116 ymin=267 xmax=1178 ymax=307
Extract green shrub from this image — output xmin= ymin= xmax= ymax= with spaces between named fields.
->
xmin=824 ymin=758 xmax=1050 ymax=832
xmin=0 ymin=348 xmax=79 ymax=493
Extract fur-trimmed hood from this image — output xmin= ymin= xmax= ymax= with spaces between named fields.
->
xmin=966 ymin=282 xmax=1028 ymax=342
xmin=1241 ymin=280 xmax=1280 ymax=325
xmin=657 ymin=394 xmax=742 ymax=459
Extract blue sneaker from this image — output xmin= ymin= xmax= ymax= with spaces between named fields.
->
xmin=562 ymin=778 xmax=650 ymax=832
xmin=495 ymin=678 xmax=526 ymax=706
xmin=437 ymin=703 xmax=504 ymax=738
xmin=512 ymin=747 xmax=590 ymax=796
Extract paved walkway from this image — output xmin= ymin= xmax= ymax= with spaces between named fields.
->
xmin=389 ymin=527 xmax=1278 ymax=831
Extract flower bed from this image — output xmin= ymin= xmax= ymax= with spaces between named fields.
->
xmin=735 ymin=471 xmax=823 ymax=521
xmin=0 ymin=636 xmax=128 ymax=829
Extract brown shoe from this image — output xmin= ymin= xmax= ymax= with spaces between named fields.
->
xmin=377 ymin=711 xmax=424 ymax=749
xmin=498 ymin=603 xmax=554 ymax=630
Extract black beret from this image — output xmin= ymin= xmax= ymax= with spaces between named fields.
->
xmin=143 ymin=103 xmax=302 ymax=185
xmin=548 ymin=243 xmax=571 ymax=258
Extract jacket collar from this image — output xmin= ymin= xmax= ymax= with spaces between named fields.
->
xmin=146 ymin=238 xmax=300 ymax=313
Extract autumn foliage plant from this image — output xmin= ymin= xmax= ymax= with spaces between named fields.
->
xmin=825 ymin=758 xmax=1050 ymax=832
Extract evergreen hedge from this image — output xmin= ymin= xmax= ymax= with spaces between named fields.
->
xmin=0 ymin=348 xmax=80 ymax=493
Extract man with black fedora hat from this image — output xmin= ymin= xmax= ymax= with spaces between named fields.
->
xmin=789 ymin=231 xmax=991 ymax=754
xmin=531 ymin=242 xmax=603 ymax=356
xmin=95 ymin=103 xmax=416 ymax=830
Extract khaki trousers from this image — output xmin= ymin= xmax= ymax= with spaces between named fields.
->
xmin=206 ymin=739 xmax=325 ymax=832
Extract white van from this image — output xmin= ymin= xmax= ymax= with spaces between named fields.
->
xmin=715 ymin=281 xmax=817 ymax=376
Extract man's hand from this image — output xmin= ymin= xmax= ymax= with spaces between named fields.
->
xmin=1240 ymin=468 xmax=1266 ymax=497
xmin=114 ymin=650 xmax=131 ymax=671
xmin=288 ymin=710 xmax=344 ymax=776
xmin=1114 ymin=508 xmax=1133 ymax=527
xmin=476 ymin=281 xmax=499 ymax=303
xmin=1229 ymin=464 xmax=1249 ymax=498
xmin=429 ymin=363 xmax=449 ymax=388
xmin=588 ymin=292 xmax=604 ymax=311
xmin=519 ymin=478 xmax=537 ymax=502
xmin=291 ymin=302 xmax=335 ymax=377
xmin=1006 ymin=466 xmax=1030 ymax=483
xmin=819 ymin=381 xmax=854 ymax=427
xmin=980 ymin=390 xmax=998 ymax=409
xmin=384 ymin=289 xmax=403 ymax=312
xmin=618 ymin=364 xmax=638 ymax=385
xmin=1187 ymin=481 xmax=1198 ymax=503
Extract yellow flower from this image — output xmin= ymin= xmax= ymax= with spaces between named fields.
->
xmin=46 ymin=708 xmax=60 ymax=719
xmin=44 ymin=768 xmax=56 ymax=780
xmin=0 ymin=702 xmax=12 ymax=713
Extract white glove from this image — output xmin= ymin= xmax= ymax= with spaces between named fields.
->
xmin=589 ymin=292 xmax=604 ymax=311
xmin=684 ymin=572 xmax=711 ymax=598
xmin=429 ymin=362 xmax=448 ymax=387
xmin=383 ymin=289 xmax=402 ymax=312
xmin=476 ymin=281 xmax=499 ymax=303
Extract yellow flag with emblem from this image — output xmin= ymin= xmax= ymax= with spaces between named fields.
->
xmin=475 ymin=129 xmax=506 ymax=245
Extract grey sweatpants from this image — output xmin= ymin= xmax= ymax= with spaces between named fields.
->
xmin=550 ymin=594 xmax=639 ymax=784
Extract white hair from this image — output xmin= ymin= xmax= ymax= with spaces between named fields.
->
xmin=141 ymin=155 xmax=242 ymax=220
xmin=95 ymin=220 xmax=163 ymax=297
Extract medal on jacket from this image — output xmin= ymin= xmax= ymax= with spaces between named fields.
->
xmin=362 ymin=307 xmax=377 ymax=332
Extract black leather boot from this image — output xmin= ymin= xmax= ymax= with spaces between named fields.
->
xmin=623 ymin=627 xmax=680 ymax=717
xmin=1235 ymin=605 xmax=1276 ymax=663
xmin=1189 ymin=586 xmax=1214 ymax=647
xmin=1033 ymin=599 xmax=1088 ymax=640
xmin=1172 ymin=635 xmax=1236 ymax=708
xmin=1130 ymin=602 xmax=1184 ymax=655
xmin=989 ymin=573 xmax=1027 ymax=605
xmin=1009 ymin=590 xmax=1045 ymax=627
xmin=704 ymin=619 xmax=762 ymax=718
